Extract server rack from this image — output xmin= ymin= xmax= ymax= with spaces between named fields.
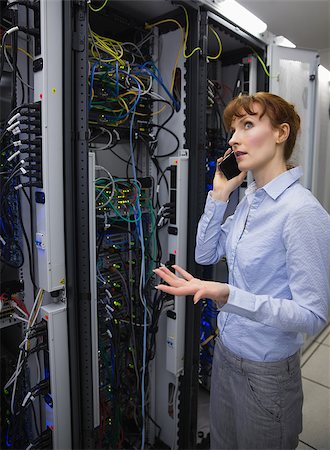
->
xmin=61 ymin=2 xmax=268 ymax=449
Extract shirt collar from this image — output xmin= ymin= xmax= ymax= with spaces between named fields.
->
xmin=245 ymin=166 xmax=303 ymax=201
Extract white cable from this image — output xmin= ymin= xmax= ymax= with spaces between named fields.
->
xmin=3 ymin=26 xmax=19 ymax=38
xmin=10 ymin=348 xmax=23 ymax=414
xmin=121 ymin=41 xmax=145 ymax=60
xmin=12 ymin=313 xmax=29 ymax=323
xmin=90 ymin=126 xmax=113 ymax=151
xmin=7 ymin=150 xmax=20 ymax=161
xmin=7 ymin=289 xmax=43 ymax=413
xmin=7 ymin=120 xmax=20 ymax=131
xmin=3 ymin=44 xmax=34 ymax=90
xmin=95 ymin=164 xmax=115 ymax=206
xmin=12 ymin=302 xmax=28 ymax=317
xmin=22 ymin=391 xmax=32 ymax=408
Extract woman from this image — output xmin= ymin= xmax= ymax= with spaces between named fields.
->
xmin=154 ymin=92 xmax=330 ymax=449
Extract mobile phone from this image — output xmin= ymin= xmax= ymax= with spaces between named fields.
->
xmin=218 ymin=152 xmax=241 ymax=180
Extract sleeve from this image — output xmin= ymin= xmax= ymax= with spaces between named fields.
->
xmin=221 ymin=205 xmax=330 ymax=336
xmin=195 ymin=191 xmax=234 ymax=265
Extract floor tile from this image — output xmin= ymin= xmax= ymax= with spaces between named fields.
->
xmin=302 ymin=344 xmax=330 ymax=388
xmin=321 ymin=334 xmax=330 ymax=346
xmin=297 ymin=440 xmax=317 ymax=450
xmin=315 ymin=324 xmax=330 ymax=345
xmin=301 ymin=341 xmax=320 ymax=367
xmin=299 ymin=378 xmax=330 ymax=450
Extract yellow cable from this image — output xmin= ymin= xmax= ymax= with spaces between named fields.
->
xmin=1 ymin=45 xmax=34 ymax=60
xmin=89 ymin=0 xmax=109 ymax=13
xmin=249 ymin=47 xmax=270 ymax=77
xmin=201 ymin=329 xmax=219 ymax=347
xmin=135 ymin=104 xmax=167 ymax=117
xmin=90 ymin=31 xmax=124 ymax=63
xmin=179 ymin=5 xmax=202 ymax=58
xmin=207 ymin=26 xmax=222 ymax=60
xmin=129 ymin=74 xmax=146 ymax=92
xmin=145 ymin=18 xmax=184 ymax=98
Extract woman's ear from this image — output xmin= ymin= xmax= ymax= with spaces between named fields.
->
xmin=276 ymin=123 xmax=290 ymax=144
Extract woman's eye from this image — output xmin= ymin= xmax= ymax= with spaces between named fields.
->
xmin=244 ymin=121 xmax=253 ymax=129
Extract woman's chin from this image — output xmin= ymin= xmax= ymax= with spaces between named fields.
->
xmin=238 ymin=162 xmax=251 ymax=172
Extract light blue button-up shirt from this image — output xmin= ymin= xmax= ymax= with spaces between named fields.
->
xmin=195 ymin=167 xmax=330 ymax=361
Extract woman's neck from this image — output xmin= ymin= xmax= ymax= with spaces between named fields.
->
xmin=253 ymin=161 xmax=288 ymax=188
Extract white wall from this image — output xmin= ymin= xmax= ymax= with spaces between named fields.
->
xmin=319 ymin=48 xmax=330 ymax=72
xmin=312 ymin=65 xmax=330 ymax=213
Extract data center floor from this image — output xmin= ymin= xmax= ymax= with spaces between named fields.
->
xmin=298 ymin=323 xmax=330 ymax=450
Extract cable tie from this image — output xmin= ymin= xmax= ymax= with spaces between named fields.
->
xmin=12 ymin=127 xmax=21 ymax=135
xmin=20 ymin=167 xmax=27 ymax=175
xmin=13 ymin=140 xmax=22 ymax=147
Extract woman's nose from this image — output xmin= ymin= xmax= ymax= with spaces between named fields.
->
xmin=228 ymin=132 xmax=237 ymax=148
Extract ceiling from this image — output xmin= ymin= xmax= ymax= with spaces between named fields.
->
xmin=238 ymin=0 xmax=330 ymax=67
xmin=96 ymin=0 xmax=330 ymax=69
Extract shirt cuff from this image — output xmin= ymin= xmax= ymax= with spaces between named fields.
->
xmin=221 ymin=285 xmax=257 ymax=320
xmin=204 ymin=191 xmax=228 ymax=219
xmin=209 ymin=191 xmax=229 ymax=204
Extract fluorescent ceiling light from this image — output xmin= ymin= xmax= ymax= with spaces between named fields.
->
xmin=274 ymin=35 xmax=296 ymax=48
xmin=219 ymin=0 xmax=267 ymax=35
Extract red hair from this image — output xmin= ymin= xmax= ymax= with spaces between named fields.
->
xmin=223 ymin=92 xmax=301 ymax=161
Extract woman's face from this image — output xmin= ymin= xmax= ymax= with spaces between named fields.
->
xmin=228 ymin=103 xmax=284 ymax=177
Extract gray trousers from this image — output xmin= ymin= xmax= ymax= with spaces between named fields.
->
xmin=210 ymin=337 xmax=303 ymax=450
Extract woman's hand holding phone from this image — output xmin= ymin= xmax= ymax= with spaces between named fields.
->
xmin=212 ymin=148 xmax=246 ymax=202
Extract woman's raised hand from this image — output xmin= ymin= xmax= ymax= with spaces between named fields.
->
xmin=153 ymin=264 xmax=229 ymax=306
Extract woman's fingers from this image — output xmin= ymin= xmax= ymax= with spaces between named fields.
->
xmin=193 ymin=287 xmax=208 ymax=304
xmin=172 ymin=265 xmax=194 ymax=281
xmin=155 ymin=283 xmax=197 ymax=297
xmin=156 ymin=266 xmax=178 ymax=280
xmin=153 ymin=267 xmax=183 ymax=287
